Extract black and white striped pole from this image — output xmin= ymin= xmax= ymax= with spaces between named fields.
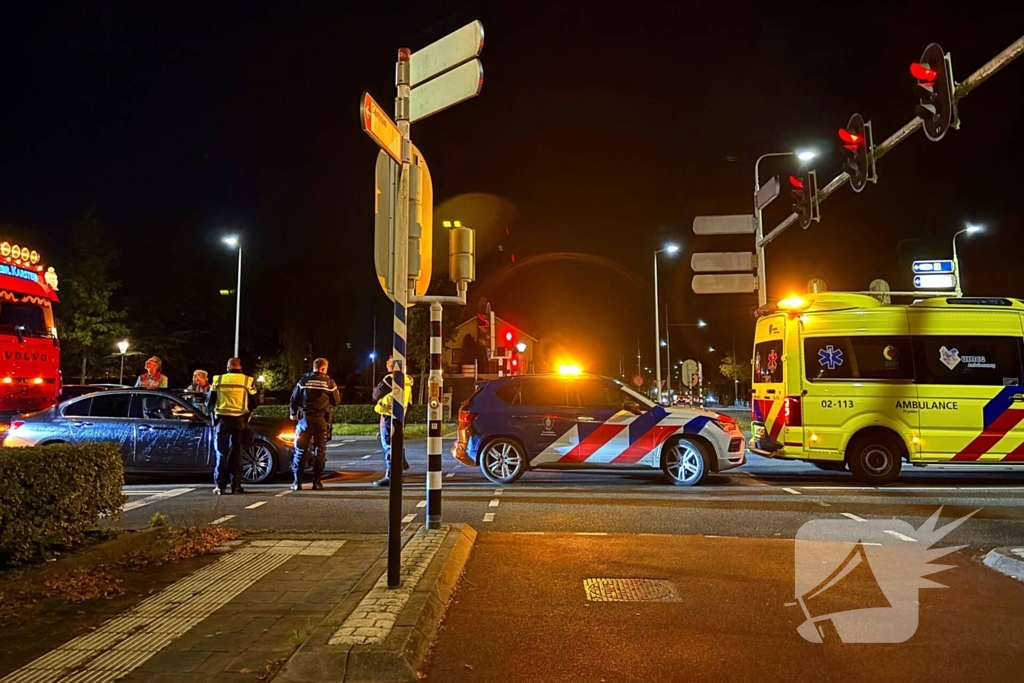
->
xmin=426 ymin=302 xmax=443 ymax=528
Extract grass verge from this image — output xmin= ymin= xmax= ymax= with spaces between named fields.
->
xmin=332 ymin=423 xmax=457 ymax=438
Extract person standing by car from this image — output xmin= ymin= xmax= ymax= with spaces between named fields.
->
xmin=136 ymin=357 xmax=169 ymax=389
xmin=187 ymin=369 xmax=211 ymax=394
xmin=289 ymin=357 xmax=341 ymax=491
xmin=207 ymin=357 xmax=257 ymax=495
xmin=372 ymin=355 xmax=412 ymax=487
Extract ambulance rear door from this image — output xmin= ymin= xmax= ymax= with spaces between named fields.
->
xmin=751 ymin=314 xmax=789 ymax=453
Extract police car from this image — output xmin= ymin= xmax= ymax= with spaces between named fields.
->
xmin=451 ymin=373 xmax=746 ymax=485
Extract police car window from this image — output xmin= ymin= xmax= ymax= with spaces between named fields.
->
xmin=90 ymin=393 xmax=132 ymax=418
xmin=577 ymin=380 xmax=625 ymax=411
xmin=493 ymin=383 xmax=520 ymax=405
xmin=913 ymin=336 xmax=1022 ymax=386
xmin=519 ymin=380 xmax=572 ymax=407
xmin=63 ymin=397 xmax=92 ymax=417
xmin=754 ymin=340 xmax=783 ymax=383
xmin=805 ymin=336 xmax=915 ymax=382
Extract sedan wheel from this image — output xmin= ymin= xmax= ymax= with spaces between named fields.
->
xmin=242 ymin=442 xmax=276 ymax=484
xmin=662 ymin=438 xmax=708 ymax=486
xmin=479 ymin=439 xmax=527 ymax=484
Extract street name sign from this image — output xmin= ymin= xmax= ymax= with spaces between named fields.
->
xmin=912 ymin=260 xmax=954 ymax=274
xmin=914 ymin=273 xmax=955 ymax=289
xmin=361 ymin=92 xmax=402 ymax=162
xmin=410 ymin=20 xmax=485 ymax=87
xmin=691 ymin=252 xmax=756 ymax=273
xmin=756 ymin=176 xmax=780 ymax=211
xmin=692 ymin=215 xmax=755 ymax=235
xmin=410 ymin=59 xmax=483 ymax=123
xmin=692 ymin=273 xmax=757 ymax=294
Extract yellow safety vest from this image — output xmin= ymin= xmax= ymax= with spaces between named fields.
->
xmin=211 ymin=372 xmax=256 ymax=417
xmin=374 ymin=374 xmax=413 ymax=416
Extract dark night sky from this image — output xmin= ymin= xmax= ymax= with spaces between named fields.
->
xmin=2 ymin=2 xmax=1023 ymax=377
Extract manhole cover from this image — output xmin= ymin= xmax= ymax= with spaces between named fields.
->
xmin=583 ymin=578 xmax=680 ymax=602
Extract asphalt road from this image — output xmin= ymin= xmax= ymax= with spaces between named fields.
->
xmin=116 ymin=438 xmax=1024 ymax=551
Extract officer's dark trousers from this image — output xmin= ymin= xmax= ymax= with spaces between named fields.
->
xmin=214 ymin=415 xmax=247 ymax=490
xmin=292 ymin=414 xmax=329 ymax=482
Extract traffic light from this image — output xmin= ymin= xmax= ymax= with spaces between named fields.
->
xmin=839 ymin=113 xmax=876 ymax=193
xmin=911 ymin=42 xmax=957 ymax=142
xmin=789 ymin=168 xmax=818 ymax=229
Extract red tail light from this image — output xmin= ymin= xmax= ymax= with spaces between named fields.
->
xmin=784 ymin=397 xmax=802 ymax=428
xmin=458 ymin=410 xmax=477 ymax=428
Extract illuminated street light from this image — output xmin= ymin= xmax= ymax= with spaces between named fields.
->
xmin=516 ymin=342 xmax=527 ymax=353
xmin=653 ymin=244 xmax=681 ymax=403
xmin=796 ymin=149 xmax=818 ymax=162
xmin=953 ymin=224 xmax=985 ymax=297
xmin=116 ymin=340 xmax=129 ymax=385
xmin=223 ymin=235 xmax=242 ymax=357
xmin=697 ymin=319 xmax=707 ymax=328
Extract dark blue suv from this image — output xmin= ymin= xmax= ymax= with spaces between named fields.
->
xmin=451 ymin=373 xmax=745 ymax=486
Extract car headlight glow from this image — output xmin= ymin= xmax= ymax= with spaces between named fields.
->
xmin=278 ymin=431 xmax=296 ymax=443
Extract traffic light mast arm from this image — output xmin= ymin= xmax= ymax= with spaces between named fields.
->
xmin=759 ymin=33 xmax=1024 ymax=250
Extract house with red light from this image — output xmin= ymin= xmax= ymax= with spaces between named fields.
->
xmin=445 ymin=314 xmax=539 ymax=377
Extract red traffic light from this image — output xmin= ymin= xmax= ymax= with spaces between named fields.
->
xmin=789 ymin=175 xmax=805 ymax=190
xmin=504 ymin=331 xmax=513 ymax=343
xmin=511 ymin=358 xmax=519 ymax=368
xmin=910 ymin=62 xmax=937 ymax=82
xmin=838 ymin=128 xmax=862 ymax=148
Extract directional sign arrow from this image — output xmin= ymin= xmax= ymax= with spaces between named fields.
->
xmin=912 ymin=259 xmax=954 ymax=274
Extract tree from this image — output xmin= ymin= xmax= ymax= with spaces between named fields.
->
xmin=57 ymin=211 xmax=128 ymax=383
xmin=719 ymin=354 xmax=752 ymax=405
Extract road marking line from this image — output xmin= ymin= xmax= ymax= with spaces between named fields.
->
xmin=576 ymin=532 xmax=608 ymax=536
xmin=782 ymin=487 xmax=801 ymax=495
xmin=276 ymin=490 xmax=293 ymax=497
xmin=402 ymin=514 xmax=416 ymax=523
xmin=489 ymin=499 xmax=500 ymax=507
xmin=494 ymin=488 xmax=503 ymax=495
xmin=0 ymin=541 xmax=309 ymax=682
xmin=446 ymin=473 xmax=455 ymax=479
xmin=841 ymin=513 xmax=866 ymax=522
xmin=416 ymin=500 xmax=427 ymax=508
xmin=361 ymin=454 xmax=373 ymax=459
xmin=884 ymin=530 xmax=918 ymax=542
xmin=513 ymin=531 xmax=544 ymax=534
xmin=483 ymin=513 xmax=495 ymax=522
xmin=210 ymin=515 xmax=235 ymax=525
xmin=245 ymin=501 xmax=267 ymax=510
xmin=122 ymin=488 xmax=194 ymax=512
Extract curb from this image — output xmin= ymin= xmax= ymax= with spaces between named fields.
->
xmin=275 ymin=523 xmax=477 ymax=683
xmin=983 ymin=547 xmax=1024 ymax=581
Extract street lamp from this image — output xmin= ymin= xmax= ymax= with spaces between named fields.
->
xmin=653 ymin=244 xmax=680 ymax=404
xmin=952 ymin=224 xmax=983 ymax=297
xmin=116 ymin=340 xmax=129 ymax=385
xmin=754 ymin=150 xmax=817 ymax=307
xmin=223 ymin=235 xmax=242 ymax=357
xmin=370 ymin=352 xmax=377 ymax=385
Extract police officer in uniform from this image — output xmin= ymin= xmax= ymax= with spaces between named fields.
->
xmin=372 ymin=356 xmax=412 ymax=487
xmin=289 ymin=357 xmax=341 ymax=491
xmin=207 ymin=357 xmax=257 ymax=494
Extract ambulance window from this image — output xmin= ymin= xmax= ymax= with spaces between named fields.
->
xmin=754 ymin=340 xmax=783 ymax=383
xmin=805 ymin=336 xmax=914 ymax=381
xmin=913 ymin=336 xmax=1023 ymax=386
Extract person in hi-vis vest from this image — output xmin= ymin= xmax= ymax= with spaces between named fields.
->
xmin=372 ymin=356 xmax=412 ymax=487
xmin=207 ymin=357 xmax=257 ymax=494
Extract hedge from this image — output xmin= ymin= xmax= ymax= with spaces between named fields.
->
xmin=0 ymin=443 xmax=125 ymax=565
xmin=255 ymin=404 xmax=428 ymax=424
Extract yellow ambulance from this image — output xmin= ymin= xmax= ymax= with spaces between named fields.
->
xmin=750 ymin=293 xmax=1024 ymax=483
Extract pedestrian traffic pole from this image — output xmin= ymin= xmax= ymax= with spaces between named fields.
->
xmin=426 ymin=301 xmax=443 ymax=529
xmin=387 ymin=47 xmax=412 ymax=589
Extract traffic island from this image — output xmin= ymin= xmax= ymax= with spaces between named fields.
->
xmin=276 ymin=523 xmax=476 ymax=683
xmin=983 ymin=546 xmax=1024 ymax=581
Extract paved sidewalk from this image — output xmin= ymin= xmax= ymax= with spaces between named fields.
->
xmin=0 ymin=533 xmax=391 ymax=683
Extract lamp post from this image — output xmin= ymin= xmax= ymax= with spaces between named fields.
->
xmin=223 ymin=235 xmax=242 ymax=357
xmin=952 ymin=224 xmax=983 ymax=297
xmin=117 ymin=340 xmax=129 ymax=385
xmin=256 ymin=374 xmax=266 ymax=405
xmin=754 ymin=150 xmax=816 ymax=307
xmin=653 ymin=244 xmax=680 ymax=404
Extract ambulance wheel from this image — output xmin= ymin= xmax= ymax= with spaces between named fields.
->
xmin=479 ymin=438 xmax=527 ymax=484
xmin=662 ymin=437 xmax=709 ymax=486
xmin=847 ymin=433 xmax=903 ymax=485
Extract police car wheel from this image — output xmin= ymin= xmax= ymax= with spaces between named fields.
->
xmin=848 ymin=434 xmax=902 ymax=485
xmin=661 ymin=438 xmax=708 ymax=486
xmin=479 ymin=438 xmax=527 ymax=484
xmin=241 ymin=441 xmax=276 ymax=484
